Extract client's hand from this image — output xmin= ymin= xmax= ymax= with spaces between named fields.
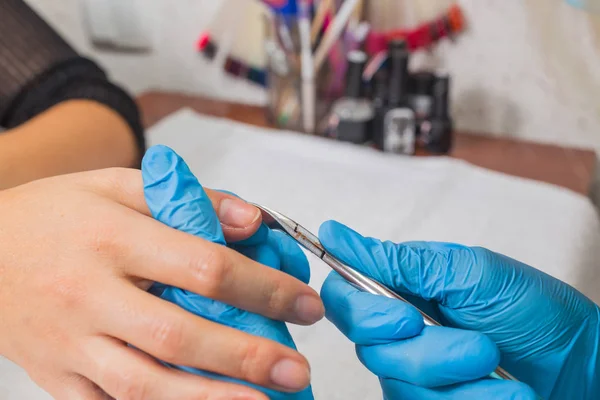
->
xmin=319 ymin=221 xmax=600 ymax=400
xmin=143 ymin=145 xmax=317 ymax=399
xmin=0 ymin=153 xmax=322 ymax=400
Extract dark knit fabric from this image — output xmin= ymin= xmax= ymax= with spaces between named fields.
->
xmin=0 ymin=0 xmax=145 ymax=154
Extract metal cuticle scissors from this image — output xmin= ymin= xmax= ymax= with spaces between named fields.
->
xmin=250 ymin=202 xmax=517 ymax=382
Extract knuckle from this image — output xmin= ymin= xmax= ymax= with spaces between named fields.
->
xmin=113 ymin=372 xmax=149 ymax=400
xmin=83 ymin=218 xmax=121 ymax=255
xmin=237 ymin=339 xmax=264 ymax=381
xmin=189 ymin=248 xmax=230 ymax=297
xmin=150 ymin=317 xmax=186 ymax=362
xmin=265 ymin=278 xmax=286 ymax=314
xmin=44 ymin=274 xmax=87 ymax=310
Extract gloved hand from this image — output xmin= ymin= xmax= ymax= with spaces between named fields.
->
xmin=143 ymin=145 xmax=317 ymax=399
xmin=319 ymin=220 xmax=600 ymax=400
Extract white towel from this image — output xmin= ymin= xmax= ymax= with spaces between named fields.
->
xmin=2 ymin=108 xmax=599 ymax=399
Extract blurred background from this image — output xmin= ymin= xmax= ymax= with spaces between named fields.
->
xmin=25 ymin=0 xmax=600 ymax=151
xmin=3 ymin=2 xmax=600 ymax=399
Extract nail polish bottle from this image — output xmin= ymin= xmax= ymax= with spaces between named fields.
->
xmin=408 ymin=71 xmax=436 ymax=137
xmin=419 ymin=73 xmax=453 ymax=154
xmin=330 ymin=50 xmax=374 ymax=144
xmin=380 ymin=40 xmax=416 ymax=155
xmin=370 ymin=69 xmax=389 ymax=150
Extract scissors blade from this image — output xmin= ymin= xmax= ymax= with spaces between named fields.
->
xmin=249 ymin=203 xmax=326 ymax=259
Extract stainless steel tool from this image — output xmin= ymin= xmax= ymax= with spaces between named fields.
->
xmin=251 ymin=203 xmax=517 ymax=382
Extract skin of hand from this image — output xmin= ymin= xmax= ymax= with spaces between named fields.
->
xmin=319 ymin=221 xmax=600 ymax=400
xmin=0 ymin=100 xmax=139 ymax=190
xmin=0 ymin=163 xmax=323 ymax=399
xmin=142 ymin=145 xmax=316 ymax=399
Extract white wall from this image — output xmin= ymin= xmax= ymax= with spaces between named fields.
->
xmin=25 ymin=0 xmax=267 ymax=104
xmin=434 ymin=0 xmax=600 ymax=151
xmin=25 ymin=0 xmax=600 ymax=152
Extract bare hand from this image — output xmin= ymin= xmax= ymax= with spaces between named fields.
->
xmin=0 ymin=168 xmax=323 ymax=400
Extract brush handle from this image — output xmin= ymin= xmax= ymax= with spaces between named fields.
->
xmin=311 ymin=0 xmax=334 ymax=44
xmin=298 ymin=0 xmax=315 ymax=133
xmin=313 ymin=0 xmax=360 ymax=72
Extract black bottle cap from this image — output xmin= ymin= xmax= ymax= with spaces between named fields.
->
xmin=389 ymin=39 xmax=408 ymax=53
xmin=387 ymin=41 xmax=410 ymax=107
xmin=410 ymin=71 xmax=436 ymax=95
xmin=198 ymin=34 xmax=217 ymax=59
xmin=432 ymin=73 xmax=450 ymax=118
xmin=345 ymin=50 xmax=368 ymax=98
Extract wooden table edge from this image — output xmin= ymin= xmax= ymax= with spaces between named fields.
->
xmin=137 ymin=90 xmax=597 ymax=196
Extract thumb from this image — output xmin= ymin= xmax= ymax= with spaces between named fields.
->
xmin=318 ymin=220 xmax=483 ymax=307
xmin=142 ymin=145 xmax=225 ymax=245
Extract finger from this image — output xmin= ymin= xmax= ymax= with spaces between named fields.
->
xmin=114 ymin=212 xmax=323 ymax=325
xmin=96 ymin=283 xmax=311 ymax=392
xmin=320 ymin=272 xmax=424 ymax=345
xmin=211 ymin=189 xmax=271 ymax=243
xmin=231 ymin=241 xmax=282 ymax=270
xmin=270 ymin=230 xmax=310 ymax=284
xmin=74 ymin=157 xmax=260 ymax=242
xmin=142 ymin=145 xmax=261 ymax=243
xmin=205 ymin=189 xmax=263 ymax=241
xmin=356 ymin=326 xmax=500 ymax=388
xmin=157 ymin=283 xmax=316 ymax=399
xmin=380 ymin=377 xmax=537 ymax=400
xmin=167 ymin=366 xmax=315 ymax=400
xmin=43 ymin=374 xmax=110 ymax=400
xmin=232 ymin=230 xmax=311 ymax=284
xmin=81 ymin=336 xmax=267 ymax=400
xmin=318 ymin=220 xmax=483 ymax=305
xmin=230 ymin=223 xmax=270 ymax=246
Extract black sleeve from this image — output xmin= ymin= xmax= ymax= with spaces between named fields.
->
xmin=0 ymin=0 xmax=145 ymax=155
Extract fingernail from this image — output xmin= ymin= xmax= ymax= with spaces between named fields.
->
xmin=218 ymin=198 xmax=260 ymax=228
xmin=270 ymin=359 xmax=311 ymax=391
xmin=294 ymin=295 xmax=325 ymax=324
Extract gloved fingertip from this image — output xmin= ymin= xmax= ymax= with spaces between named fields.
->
xmin=318 ymin=220 xmax=368 ymax=262
xmin=512 ymin=383 xmax=540 ymax=400
xmin=321 ymin=272 xmax=424 ymax=345
xmin=142 ymin=145 xmax=192 ymax=215
xmin=321 ymin=271 xmax=357 ymax=305
xmin=141 ymin=145 xmax=182 ymax=179
xmin=318 ymin=220 xmax=359 ymax=244
xmin=252 ymin=243 xmax=282 ymax=271
xmin=271 ymin=230 xmax=310 ymax=284
xmin=470 ymin=332 xmax=501 ymax=377
xmin=142 ymin=145 xmax=225 ymax=244
xmin=379 ymin=376 xmax=538 ymax=400
xmin=142 ymin=144 xmax=174 ymax=159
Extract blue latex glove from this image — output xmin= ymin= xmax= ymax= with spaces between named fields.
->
xmin=319 ymin=220 xmax=600 ymax=400
xmin=142 ymin=145 xmax=314 ymax=399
